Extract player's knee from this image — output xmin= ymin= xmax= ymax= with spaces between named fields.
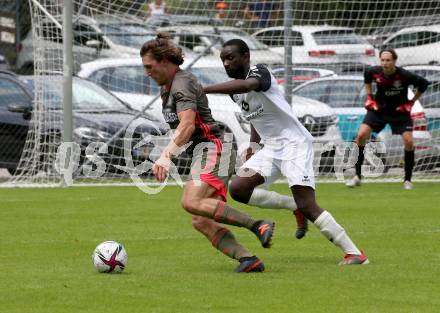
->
xmin=295 ymin=195 xmax=318 ymax=213
xmin=404 ymin=140 xmax=414 ymax=150
xmin=356 ymin=132 xmax=368 ymax=144
xmin=181 ymin=197 xmax=199 ymax=213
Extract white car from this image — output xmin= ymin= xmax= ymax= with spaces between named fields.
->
xmin=16 ymin=15 xmax=160 ymax=73
xmin=78 ymin=56 xmax=250 ymax=150
xmin=366 ymin=14 xmax=440 ymax=47
xmin=157 ymin=25 xmax=284 ymax=68
xmin=272 ymin=67 xmax=337 ymax=88
xmin=380 ymin=25 xmax=440 ymax=66
xmin=252 ymin=26 xmax=376 ymax=67
xmin=78 ymin=57 xmax=342 ymax=169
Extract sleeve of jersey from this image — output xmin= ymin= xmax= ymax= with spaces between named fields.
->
xmin=364 ymin=67 xmax=373 ymax=84
xmin=171 ymin=79 xmax=198 ymax=113
xmin=247 ymin=65 xmax=271 ymax=92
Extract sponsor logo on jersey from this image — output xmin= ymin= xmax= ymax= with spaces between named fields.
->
xmin=393 ymin=80 xmax=402 ymax=88
xmin=242 ymin=105 xmax=264 ymax=120
xmin=241 ymin=101 xmax=250 ymax=111
xmin=163 ymin=112 xmax=178 ymax=123
xmin=385 ymin=90 xmax=402 ymax=96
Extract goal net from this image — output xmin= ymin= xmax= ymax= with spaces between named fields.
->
xmin=3 ymin=0 xmax=440 ymax=187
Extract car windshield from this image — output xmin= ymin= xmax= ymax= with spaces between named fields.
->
xmin=98 ymin=24 xmax=156 ymax=48
xmin=208 ymin=31 xmax=267 ymax=50
xmin=313 ymin=30 xmax=368 ymax=45
xmin=189 ymin=67 xmax=230 ymax=85
xmin=22 ymin=77 xmax=129 ymax=111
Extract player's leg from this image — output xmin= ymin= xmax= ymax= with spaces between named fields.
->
xmin=284 ymin=140 xmax=368 ymax=264
xmin=190 ymin=187 xmax=264 ymax=273
xmin=291 ymin=185 xmax=369 ymax=265
xmin=346 ymin=123 xmax=374 ymax=187
xmin=401 ymin=130 xmax=414 ymax=189
xmin=234 ymin=182 xmax=307 ymax=239
xmin=181 ymin=179 xmax=274 ymax=248
xmin=193 ymin=215 xmax=264 ymax=273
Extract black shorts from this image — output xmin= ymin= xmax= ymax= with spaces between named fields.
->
xmin=362 ymin=110 xmax=413 ymax=135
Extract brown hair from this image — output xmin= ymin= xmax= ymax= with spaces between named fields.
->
xmin=379 ymin=48 xmax=398 ymax=60
xmin=140 ymin=32 xmax=184 ymax=65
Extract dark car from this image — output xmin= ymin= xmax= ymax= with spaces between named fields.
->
xmin=0 ymin=71 xmax=168 ymax=176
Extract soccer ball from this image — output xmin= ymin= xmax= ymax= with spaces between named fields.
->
xmin=92 ymin=241 xmax=128 ymax=273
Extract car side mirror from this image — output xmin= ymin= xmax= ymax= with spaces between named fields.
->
xmin=193 ymin=45 xmax=211 ymax=55
xmin=7 ymin=104 xmax=32 ymax=120
xmin=7 ymin=104 xmax=28 ymax=113
xmin=86 ymin=40 xmax=101 ymax=52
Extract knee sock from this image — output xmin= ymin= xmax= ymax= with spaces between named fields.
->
xmin=248 ymin=188 xmax=297 ymax=211
xmin=211 ymin=228 xmax=252 ymax=260
xmin=213 ymin=201 xmax=257 ymax=229
xmin=355 ymin=146 xmax=365 ymax=178
xmin=404 ymin=149 xmax=415 ymax=181
xmin=314 ymin=210 xmax=361 ymax=255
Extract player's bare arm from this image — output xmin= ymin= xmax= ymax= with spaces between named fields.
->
xmin=365 ymin=83 xmax=373 ymax=96
xmin=153 ymin=109 xmax=196 ymax=182
xmin=204 ymin=78 xmax=260 ymax=94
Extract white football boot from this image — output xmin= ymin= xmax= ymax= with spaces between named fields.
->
xmin=346 ymin=175 xmax=361 ymax=188
xmin=403 ymin=180 xmax=413 ymax=190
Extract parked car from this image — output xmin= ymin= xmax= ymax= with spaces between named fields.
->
xmin=379 ymin=25 xmax=440 ymax=66
xmin=146 ymin=14 xmax=223 ymax=29
xmin=272 ymin=67 xmax=336 ymax=87
xmin=404 ymin=65 xmax=440 ymax=152
xmin=16 ymin=15 xmax=161 ymax=74
xmin=77 ymin=57 xmax=342 ymax=174
xmin=251 ymin=26 xmax=376 ymax=69
xmin=78 ymin=56 xmax=250 ymax=148
xmin=0 ymin=54 xmax=10 ymax=71
xmin=0 ymin=70 xmax=168 ymax=176
xmin=157 ymin=25 xmax=283 ymax=67
xmin=291 ymin=75 xmax=439 ymax=170
xmin=367 ymin=14 xmax=440 ymax=47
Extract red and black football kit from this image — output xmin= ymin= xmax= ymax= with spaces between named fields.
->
xmin=363 ymin=66 xmax=429 ymax=134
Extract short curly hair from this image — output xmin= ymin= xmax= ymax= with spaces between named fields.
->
xmin=140 ymin=32 xmax=184 ymax=65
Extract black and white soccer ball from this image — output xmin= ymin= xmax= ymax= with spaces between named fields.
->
xmin=92 ymin=241 xmax=128 ymax=273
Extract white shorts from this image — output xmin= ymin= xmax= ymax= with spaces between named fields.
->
xmin=238 ymin=140 xmax=315 ymax=189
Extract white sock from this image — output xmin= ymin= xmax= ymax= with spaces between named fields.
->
xmin=314 ymin=211 xmax=361 ymax=255
xmin=248 ymin=188 xmax=297 ymax=211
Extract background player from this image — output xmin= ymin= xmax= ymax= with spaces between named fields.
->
xmin=204 ymin=39 xmax=369 ymax=265
xmin=346 ymin=48 xmax=429 ymax=190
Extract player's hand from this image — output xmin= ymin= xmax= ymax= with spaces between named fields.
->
xmin=152 ymin=155 xmax=171 ymax=182
xmin=243 ymin=147 xmax=255 ymax=161
xmin=364 ymin=95 xmax=379 ymax=111
xmin=396 ymin=100 xmax=414 ymax=113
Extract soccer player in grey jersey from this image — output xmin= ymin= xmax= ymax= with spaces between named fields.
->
xmin=140 ymin=33 xmax=275 ymax=272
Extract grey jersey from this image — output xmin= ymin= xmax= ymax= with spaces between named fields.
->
xmin=160 ymin=70 xmax=223 ymax=156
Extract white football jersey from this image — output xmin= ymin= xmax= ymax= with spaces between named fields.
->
xmin=231 ymin=64 xmax=313 ymax=152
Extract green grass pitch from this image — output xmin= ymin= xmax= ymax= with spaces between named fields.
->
xmin=1 ymin=183 xmax=439 ymax=313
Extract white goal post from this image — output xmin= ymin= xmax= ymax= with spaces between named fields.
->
xmin=2 ymin=0 xmax=440 ymax=187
